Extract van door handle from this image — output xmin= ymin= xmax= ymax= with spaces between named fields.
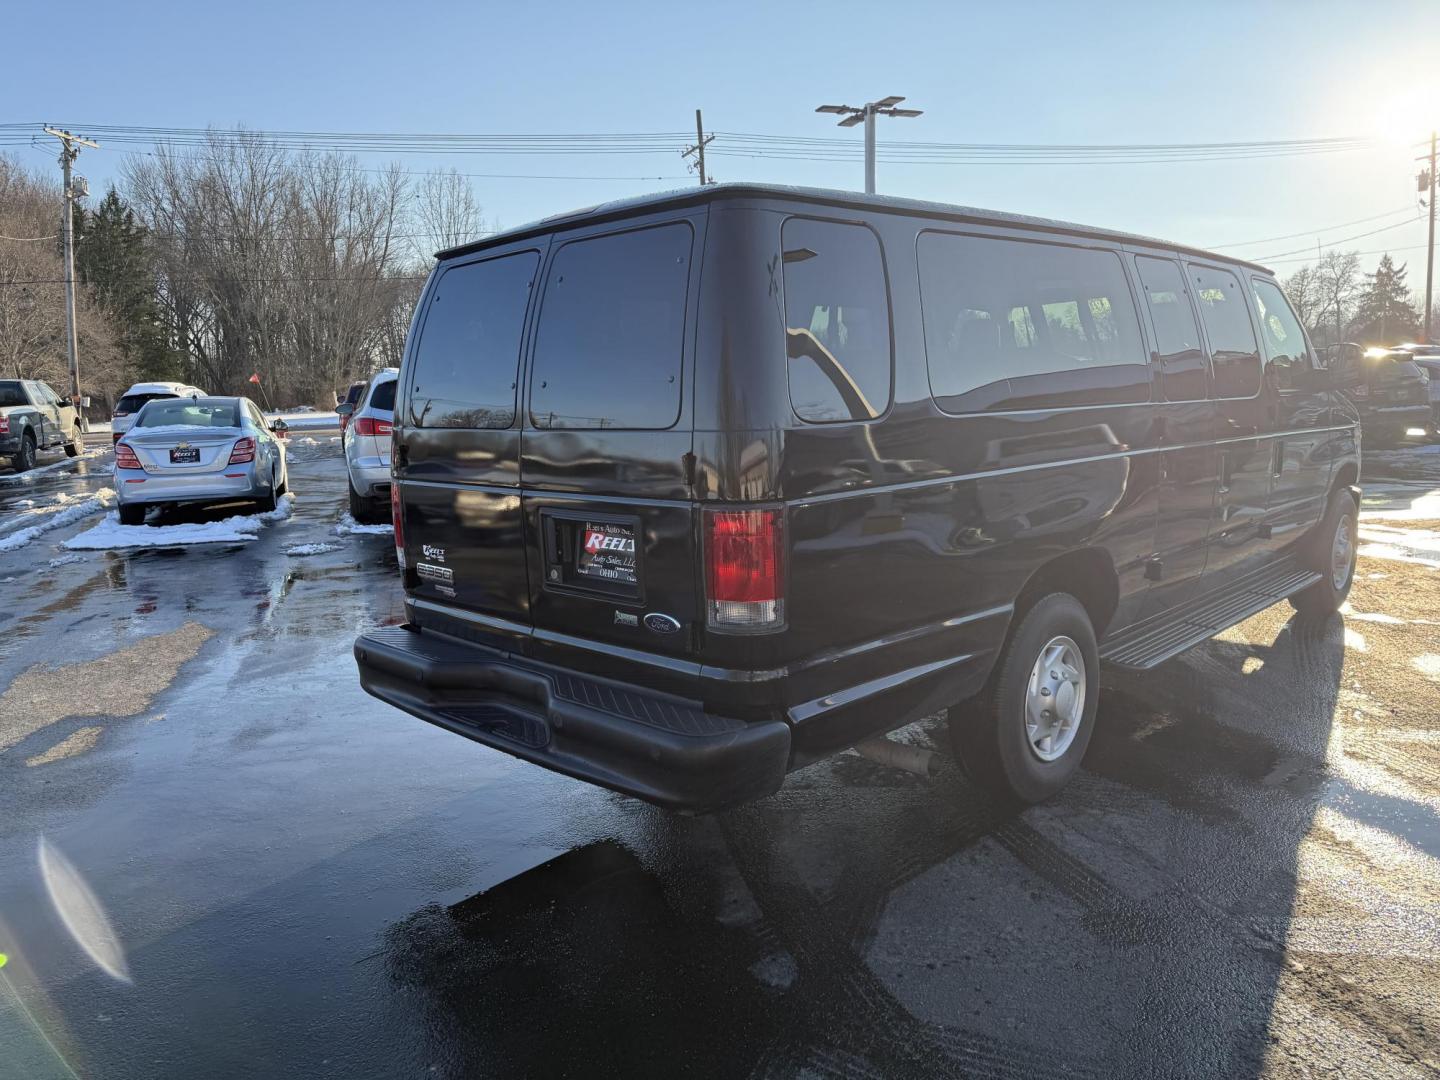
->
xmin=1271 ymin=440 xmax=1284 ymax=477
xmin=1217 ymin=450 xmax=1232 ymax=495
xmin=394 ymin=441 xmax=408 ymax=468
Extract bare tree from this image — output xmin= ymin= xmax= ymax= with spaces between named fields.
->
xmin=1312 ymin=250 xmax=1362 ymax=347
xmin=411 ymin=168 xmax=487 ymax=258
xmin=1281 ymin=265 xmax=1322 ymax=335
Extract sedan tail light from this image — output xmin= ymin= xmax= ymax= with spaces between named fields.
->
xmin=114 ymin=442 xmax=141 ymax=470
xmin=228 ymin=437 xmax=256 ymax=464
xmin=704 ymin=507 xmax=785 ymax=631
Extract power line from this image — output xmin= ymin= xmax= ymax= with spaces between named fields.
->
xmin=0 ymin=232 xmax=58 ymax=242
xmin=1207 ymin=207 xmax=1418 ymax=249
xmin=1255 ymin=217 xmax=1423 ymax=262
xmin=1264 ymin=242 xmax=1433 ymax=266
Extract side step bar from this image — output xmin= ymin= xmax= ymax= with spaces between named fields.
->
xmin=1100 ymin=558 xmax=1321 ymax=671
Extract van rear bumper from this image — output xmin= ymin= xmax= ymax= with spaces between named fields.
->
xmin=354 ymin=625 xmax=791 ymax=813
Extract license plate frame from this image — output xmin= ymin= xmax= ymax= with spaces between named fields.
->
xmin=169 ymin=446 xmax=200 ymax=464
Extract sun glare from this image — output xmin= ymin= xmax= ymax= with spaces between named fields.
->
xmin=1374 ymin=86 xmax=1440 ymax=148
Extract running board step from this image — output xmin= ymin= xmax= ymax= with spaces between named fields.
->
xmin=1099 ymin=559 xmax=1321 ymax=671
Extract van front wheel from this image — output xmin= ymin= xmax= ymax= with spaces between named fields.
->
xmin=1290 ymin=490 xmax=1358 ymax=620
xmin=949 ymin=593 xmax=1099 ymax=804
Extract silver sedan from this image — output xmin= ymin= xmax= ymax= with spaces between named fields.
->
xmin=114 ymin=395 xmax=288 ymax=526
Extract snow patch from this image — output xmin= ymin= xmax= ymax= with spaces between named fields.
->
xmin=0 ymin=490 xmax=116 ymax=553
xmin=64 ymin=493 xmax=296 ymax=551
xmin=284 ymin=542 xmax=339 ymax=556
xmin=46 ymin=554 xmax=85 ymax=569
xmin=1357 ymin=543 xmax=1440 ymax=570
xmin=1411 ymin=655 xmax=1440 ymax=681
xmin=334 ymin=512 xmax=392 ymax=536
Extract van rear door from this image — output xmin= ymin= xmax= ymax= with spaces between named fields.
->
xmin=519 ymin=215 xmax=704 ymax=685
xmin=397 ymin=244 xmax=545 ymax=649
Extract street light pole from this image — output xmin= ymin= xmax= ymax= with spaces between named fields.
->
xmin=815 ymin=96 xmax=923 ymax=195
xmin=43 ymin=127 xmax=99 ymax=424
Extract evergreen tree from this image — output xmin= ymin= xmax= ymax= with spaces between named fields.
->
xmin=74 ymin=188 xmax=179 ymax=380
xmin=1349 ymin=254 xmax=1420 ymax=345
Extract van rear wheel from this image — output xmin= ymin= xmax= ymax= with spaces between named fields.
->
xmin=1290 ymin=490 xmax=1358 ymax=620
xmin=949 ymin=592 xmax=1099 ymax=804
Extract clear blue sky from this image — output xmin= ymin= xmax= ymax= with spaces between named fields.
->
xmin=6 ymin=0 xmax=1440 ymax=278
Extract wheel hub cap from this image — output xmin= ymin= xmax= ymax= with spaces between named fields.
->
xmin=1026 ymin=635 xmax=1086 ymax=762
xmin=1331 ymin=513 xmax=1354 ymax=591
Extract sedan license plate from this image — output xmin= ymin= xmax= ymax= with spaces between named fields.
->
xmin=170 ymin=447 xmax=200 ymax=464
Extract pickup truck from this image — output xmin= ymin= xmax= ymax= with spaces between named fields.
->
xmin=0 ymin=379 xmax=83 ymax=472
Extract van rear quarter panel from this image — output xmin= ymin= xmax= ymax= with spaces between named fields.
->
xmin=693 ymin=204 xmax=1161 ymax=750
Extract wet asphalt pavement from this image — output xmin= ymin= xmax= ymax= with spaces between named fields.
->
xmin=1 ymin=436 xmax=1439 ymax=1079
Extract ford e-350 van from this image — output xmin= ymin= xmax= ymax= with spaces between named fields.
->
xmin=354 ymin=184 xmax=1364 ymax=812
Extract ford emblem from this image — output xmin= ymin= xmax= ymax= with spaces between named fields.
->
xmin=643 ymin=613 xmax=681 ymax=634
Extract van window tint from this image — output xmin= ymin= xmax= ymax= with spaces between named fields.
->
xmin=1189 ymin=265 xmax=1261 ymax=398
xmin=1251 ymin=279 xmax=1312 ymax=390
xmin=409 ymin=251 xmax=538 ymax=429
xmin=783 ymin=219 xmax=891 ymax=422
xmin=918 ymin=233 xmax=1148 ymax=412
xmin=530 ymin=223 xmax=692 ymax=430
xmin=1135 ymin=256 xmax=1207 ymax=401
xmin=368 ymin=379 xmax=397 ymax=412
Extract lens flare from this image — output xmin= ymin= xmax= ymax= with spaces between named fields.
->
xmin=37 ymin=837 xmax=132 ymax=984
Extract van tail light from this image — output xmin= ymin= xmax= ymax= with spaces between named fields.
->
xmin=391 ymin=484 xmax=406 ymax=570
xmin=354 ymin=416 xmax=392 ymax=437
xmin=704 ymin=507 xmax=785 ymax=632
xmin=0 ymin=416 xmax=8 ymax=435
xmin=114 ymin=442 xmax=141 ymax=469
xmin=228 ymin=437 xmax=256 ymax=464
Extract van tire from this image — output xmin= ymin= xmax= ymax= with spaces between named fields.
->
xmin=1290 ymin=490 xmax=1358 ymax=620
xmin=949 ymin=592 xmax=1099 ymax=805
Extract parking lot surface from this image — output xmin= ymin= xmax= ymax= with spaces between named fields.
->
xmin=1 ymin=439 xmax=1438 ymax=1078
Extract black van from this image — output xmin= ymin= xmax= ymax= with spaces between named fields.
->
xmin=354 ymin=184 xmax=1363 ymax=812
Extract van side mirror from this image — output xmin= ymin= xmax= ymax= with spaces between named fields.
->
xmin=1318 ymin=342 xmax=1367 ymax=390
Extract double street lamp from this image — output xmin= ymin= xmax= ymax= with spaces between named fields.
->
xmin=815 ymin=95 xmax=923 ymax=194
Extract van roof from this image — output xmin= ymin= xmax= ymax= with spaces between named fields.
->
xmin=437 ymin=182 xmax=1271 ymax=274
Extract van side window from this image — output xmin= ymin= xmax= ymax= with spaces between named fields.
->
xmin=918 ymin=233 xmax=1148 ymax=412
xmin=1134 ymin=256 xmax=1207 ymax=401
xmin=409 ymin=251 xmax=538 ymax=429
xmin=1251 ymin=278 xmax=1313 ymax=390
xmin=782 ymin=219 xmax=892 ymax=423
xmin=1189 ymin=265 xmax=1261 ymax=398
xmin=531 ymin=223 xmax=692 ymax=430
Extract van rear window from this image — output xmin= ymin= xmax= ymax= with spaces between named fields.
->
xmin=918 ymin=234 xmax=1149 ymax=412
xmin=530 ymin=223 xmax=692 ymax=430
xmin=782 ymin=219 xmax=892 ymax=423
xmin=117 ymin=392 xmax=177 ymax=414
xmin=409 ymin=251 xmax=538 ymax=428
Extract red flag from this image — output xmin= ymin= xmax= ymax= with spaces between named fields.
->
xmin=248 ymin=373 xmax=261 ymax=384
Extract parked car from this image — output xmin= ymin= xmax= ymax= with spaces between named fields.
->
xmin=112 ymin=381 xmax=206 ymax=445
xmin=354 ymin=183 xmax=1365 ymax=814
xmin=114 ymin=395 xmax=288 ymax=525
xmin=339 ymin=368 xmax=398 ymax=523
xmin=1343 ymin=347 xmax=1430 ymax=447
xmin=0 ymin=379 xmax=83 ymax=471
xmin=1383 ymin=344 xmax=1440 ymax=438
xmin=337 ymin=380 xmax=368 ymax=439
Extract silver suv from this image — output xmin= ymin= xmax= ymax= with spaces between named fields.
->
xmin=341 ymin=369 xmax=397 ymax=523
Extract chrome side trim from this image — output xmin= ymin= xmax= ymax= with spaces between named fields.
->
xmin=789 ymin=653 xmax=978 ymax=726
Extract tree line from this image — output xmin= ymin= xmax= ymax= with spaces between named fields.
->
xmin=1282 ymin=251 xmax=1437 ymax=350
xmin=0 ymin=131 xmax=490 ymax=410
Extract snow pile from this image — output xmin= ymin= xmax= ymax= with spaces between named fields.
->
xmin=0 ymin=490 xmax=116 ymax=553
xmin=46 ymin=553 xmax=85 ymax=568
xmin=64 ymin=492 xmax=296 ymax=551
xmin=334 ymin=512 xmax=392 ymax=536
xmin=285 ymin=542 xmax=339 ymax=556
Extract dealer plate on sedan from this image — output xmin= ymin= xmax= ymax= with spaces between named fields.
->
xmin=170 ymin=446 xmax=200 ymax=464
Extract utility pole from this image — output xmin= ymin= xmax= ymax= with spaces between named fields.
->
xmin=1421 ymin=131 xmax=1437 ymax=344
xmin=43 ymin=126 xmax=99 ymax=425
xmin=815 ymin=96 xmax=924 ymax=194
xmin=681 ymin=109 xmax=715 ymax=186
